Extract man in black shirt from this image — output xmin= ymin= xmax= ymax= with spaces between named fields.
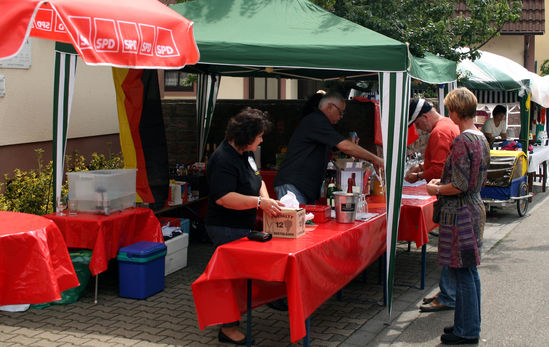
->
xmin=274 ymin=92 xmax=383 ymax=204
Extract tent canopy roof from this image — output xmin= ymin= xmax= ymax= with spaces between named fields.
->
xmin=457 ymin=50 xmax=531 ymax=92
xmin=171 ymin=0 xmax=409 ymax=80
xmin=409 ymin=52 xmax=457 ymax=85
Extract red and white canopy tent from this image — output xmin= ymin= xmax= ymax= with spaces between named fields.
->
xmin=0 ymin=0 xmax=199 ymax=207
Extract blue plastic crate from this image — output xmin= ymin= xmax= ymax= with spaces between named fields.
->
xmin=117 ymin=241 xmax=166 ymax=299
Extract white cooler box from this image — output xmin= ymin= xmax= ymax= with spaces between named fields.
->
xmin=164 ymin=233 xmax=189 ymax=276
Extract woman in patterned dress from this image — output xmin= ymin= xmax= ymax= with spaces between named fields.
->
xmin=426 ymin=87 xmax=491 ymax=345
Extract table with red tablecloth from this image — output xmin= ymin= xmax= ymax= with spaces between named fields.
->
xmin=192 ymin=210 xmax=387 ymax=343
xmin=0 ymin=211 xmax=79 ymax=306
xmin=45 ymin=207 xmax=162 ymax=276
xmin=399 ymin=184 xmax=437 ymax=247
xmin=192 ymin=185 xmax=437 ymax=343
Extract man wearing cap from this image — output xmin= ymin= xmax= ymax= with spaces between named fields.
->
xmin=405 ymin=99 xmax=460 ymax=184
xmin=406 ymin=99 xmax=460 ymax=313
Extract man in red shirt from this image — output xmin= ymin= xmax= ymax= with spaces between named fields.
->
xmin=405 ymin=99 xmax=459 ymax=183
xmin=405 ymin=99 xmax=460 ymax=313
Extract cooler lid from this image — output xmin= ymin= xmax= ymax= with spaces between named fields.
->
xmin=118 ymin=241 xmax=166 ymax=258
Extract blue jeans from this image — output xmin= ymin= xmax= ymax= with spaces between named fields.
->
xmin=449 ymin=267 xmax=481 ymax=339
xmin=274 ymin=184 xmax=309 ymax=204
xmin=437 ymin=266 xmax=456 ymax=307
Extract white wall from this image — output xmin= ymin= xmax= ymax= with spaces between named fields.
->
xmin=217 ymin=77 xmax=244 ymax=99
xmin=0 ymin=38 xmax=118 ymax=146
xmin=482 ymin=35 xmax=525 ymax=65
xmin=535 ymin=0 xmax=549 ymax=70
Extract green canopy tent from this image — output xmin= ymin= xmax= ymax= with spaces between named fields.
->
xmin=171 ymin=0 xmax=456 ymax=341
xmin=409 ymin=52 xmax=458 ymax=116
xmin=458 ymin=50 xmax=532 ymax=144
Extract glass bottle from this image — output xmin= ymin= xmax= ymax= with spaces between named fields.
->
xmin=327 ymin=177 xmax=336 ymax=209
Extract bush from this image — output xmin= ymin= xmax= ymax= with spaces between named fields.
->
xmin=0 ymin=148 xmax=124 ymax=215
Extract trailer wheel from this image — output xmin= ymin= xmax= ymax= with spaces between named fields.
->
xmin=517 ymin=181 xmax=529 ymax=217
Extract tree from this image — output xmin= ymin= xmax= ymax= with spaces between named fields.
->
xmin=541 ymin=59 xmax=549 ymax=76
xmin=311 ymin=0 xmax=522 ymax=61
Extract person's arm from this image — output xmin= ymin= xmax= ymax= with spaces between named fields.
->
xmin=216 ymin=191 xmax=283 ymax=216
xmin=422 ymin=131 xmax=452 ymax=182
xmin=426 ymin=179 xmax=462 ymax=196
xmin=404 ymin=164 xmax=422 ymax=183
xmin=336 ymin=139 xmax=384 ymax=169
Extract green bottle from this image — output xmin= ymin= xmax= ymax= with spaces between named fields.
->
xmin=327 ymin=177 xmax=336 ymax=209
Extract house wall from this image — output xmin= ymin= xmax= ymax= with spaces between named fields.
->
xmin=535 ymin=0 xmax=549 ymax=71
xmin=0 ymin=38 xmax=118 ymax=146
xmin=482 ymin=35 xmax=525 ymax=65
xmin=161 ymin=98 xmax=377 ymax=169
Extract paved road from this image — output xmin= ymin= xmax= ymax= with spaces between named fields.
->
xmin=345 ymin=182 xmax=549 ymax=346
xmin=1 ymin=183 xmax=547 ymax=346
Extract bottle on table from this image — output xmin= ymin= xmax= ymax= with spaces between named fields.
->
xmin=327 ymin=177 xmax=336 ymax=209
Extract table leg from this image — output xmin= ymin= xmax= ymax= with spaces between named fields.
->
xmin=302 ymin=317 xmax=311 ymax=347
xmin=246 ymin=279 xmax=252 ymax=347
xmin=541 ymin=161 xmax=547 ymax=193
xmin=94 ymin=274 xmax=99 ymax=304
xmin=420 ymin=244 xmax=426 ymax=290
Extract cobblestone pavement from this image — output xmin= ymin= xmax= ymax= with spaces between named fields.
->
xmin=0 ymin=227 xmax=441 ymax=347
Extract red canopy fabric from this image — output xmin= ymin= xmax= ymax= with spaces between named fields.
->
xmin=0 ymin=0 xmax=199 ymax=69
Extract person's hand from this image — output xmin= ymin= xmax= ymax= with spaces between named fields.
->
xmin=404 ymin=170 xmax=418 ymax=183
xmin=426 ymin=179 xmax=441 ymax=196
xmin=260 ymin=197 xmax=285 ymax=217
xmin=372 ymin=156 xmax=384 ymax=172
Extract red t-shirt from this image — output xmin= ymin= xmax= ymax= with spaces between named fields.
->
xmin=423 ymin=117 xmax=460 ymax=182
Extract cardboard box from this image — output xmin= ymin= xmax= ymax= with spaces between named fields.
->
xmin=263 ymin=208 xmax=306 ymax=238
xmin=164 ymin=233 xmax=189 ymax=276
xmin=301 ymin=204 xmax=331 ymax=223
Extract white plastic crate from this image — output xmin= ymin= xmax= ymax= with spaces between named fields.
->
xmin=67 ymin=169 xmax=137 ymax=215
xmin=164 ymin=233 xmax=189 ymax=276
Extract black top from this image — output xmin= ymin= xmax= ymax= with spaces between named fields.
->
xmin=205 ymin=140 xmax=262 ymax=229
xmin=274 ymin=110 xmax=345 ymax=202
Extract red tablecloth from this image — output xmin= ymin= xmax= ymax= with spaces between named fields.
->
xmin=192 ymin=186 xmax=437 ymax=342
xmin=0 ymin=211 xmax=79 ymax=305
xmin=399 ymin=185 xmax=437 ymax=247
xmin=45 ymin=207 xmax=162 ymax=276
xmin=192 ymin=210 xmax=387 ymax=343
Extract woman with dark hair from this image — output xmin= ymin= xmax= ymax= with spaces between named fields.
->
xmin=205 ymin=107 xmax=284 ymax=345
xmin=482 ymin=104 xmax=508 ymax=144
xmin=426 ymin=87 xmax=490 ymax=345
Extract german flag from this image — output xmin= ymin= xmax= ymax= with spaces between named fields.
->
xmin=112 ymin=68 xmax=169 ymax=208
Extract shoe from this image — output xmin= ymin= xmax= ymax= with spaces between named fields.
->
xmin=218 ymin=329 xmax=253 ymax=345
xmin=441 ymin=332 xmax=478 ymax=345
xmin=267 ymin=298 xmax=288 ymax=311
xmin=429 ymin=230 xmax=439 ymax=237
xmin=419 ymin=299 xmax=454 ymax=312
xmin=444 ymin=326 xmax=454 ymax=334
xmin=422 ymin=294 xmax=438 ymax=304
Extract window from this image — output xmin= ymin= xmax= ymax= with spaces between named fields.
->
xmin=249 ymin=77 xmax=279 ymax=99
xmin=164 ymin=71 xmax=195 ymax=92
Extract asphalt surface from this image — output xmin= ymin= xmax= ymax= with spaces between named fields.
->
xmin=1 ymin=182 xmax=547 ymax=346
xmin=346 ymin=182 xmax=549 ymax=346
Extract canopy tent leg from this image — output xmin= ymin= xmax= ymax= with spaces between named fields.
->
xmin=52 ymin=43 xmax=77 ymax=209
xmin=196 ymin=73 xmax=221 ymax=162
xmin=379 ymin=71 xmax=410 ymax=318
